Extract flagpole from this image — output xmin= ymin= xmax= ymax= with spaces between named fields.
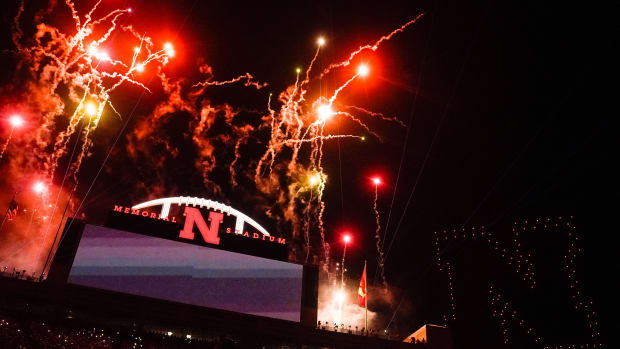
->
xmin=364 ymin=259 xmax=368 ymax=334
xmin=0 ymin=193 xmax=16 ymax=234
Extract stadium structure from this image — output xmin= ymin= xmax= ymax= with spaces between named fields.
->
xmin=1 ymin=196 xmax=452 ymax=348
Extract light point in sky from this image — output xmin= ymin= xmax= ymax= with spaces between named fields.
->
xmin=9 ymin=115 xmax=24 ymax=128
xmin=309 ymin=173 xmax=321 ymax=187
xmin=85 ymin=102 xmax=97 ymax=117
xmin=317 ymin=37 xmax=326 ymax=46
xmin=343 ymin=234 xmax=351 ymax=243
xmin=296 ymin=67 xmax=301 ymax=74
xmin=33 ymin=181 xmax=46 ymax=194
xmin=164 ymin=42 xmax=175 ymax=57
xmin=88 ymin=46 xmax=108 ymax=61
xmin=372 ymin=177 xmax=381 ymax=185
xmin=90 ymin=47 xmax=109 ymax=62
xmin=127 ymin=8 xmax=132 ymax=13
xmin=335 ymin=289 xmax=345 ymax=303
xmin=133 ymin=46 xmax=140 ymax=53
xmin=135 ymin=63 xmax=145 ymax=73
xmin=357 ymin=64 xmax=370 ymax=77
xmin=317 ymin=104 xmax=333 ymax=122
xmin=360 ymin=136 xmax=366 ymax=141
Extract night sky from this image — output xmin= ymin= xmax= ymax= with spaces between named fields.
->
xmin=0 ymin=0 xmax=616 ymax=348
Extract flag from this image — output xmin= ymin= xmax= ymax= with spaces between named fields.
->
xmin=7 ymin=199 xmax=18 ymax=220
xmin=358 ymin=262 xmax=367 ymax=306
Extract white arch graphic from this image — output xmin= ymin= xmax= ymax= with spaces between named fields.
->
xmin=132 ymin=196 xmax=271 ymax=237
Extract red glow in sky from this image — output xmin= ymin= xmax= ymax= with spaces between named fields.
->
xmin=9 ymin=115 xmax=24 ymax=128
xmin=32 ymin=181 xmax=47 ymax=194
xmin=357 ymin=64 xmax=370 ymax=77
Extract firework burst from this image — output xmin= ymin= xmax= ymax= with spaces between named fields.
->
xmin=372 ymin=177 xmax=388 ymax=289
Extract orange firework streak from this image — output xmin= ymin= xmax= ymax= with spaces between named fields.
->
xmin=343 ymin=105 xmax=407 ymax=127
xmin=373 ymin=184 xmax=387 ymax=289
xmin=192 ymin=73 xmax=267 ymax=90
xmin=319 ymin=13 xmax=425 ymax=78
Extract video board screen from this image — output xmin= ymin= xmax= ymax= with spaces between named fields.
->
xmin=67 ymin=224 xmax=303 ymax=322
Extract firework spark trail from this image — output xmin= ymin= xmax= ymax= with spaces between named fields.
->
xmin=256 ymin=74 xmax=303 ymax=180
xmin=229 ymin=124 xmax=254 ymax=187
xmin=230 ymin=139 xmax=243 ymax=187
xmin=192 ymin=73 xmax=268 ymax=89
xmin=274 ymin=134 xmax=362 ymax=146
xmin=291 ymin=45 xmax=330 ymax=170
xmin=284 ymin=72 xmax=302 ymax=129
xmin=11 ymin=0 xmax=24 ymax=50
xmin=302 ymin=47 xmax=321 ymax=88
xmin=374 ymin=185 xmax=388 ymax=289
xmin=335 ymin=112 xmax=383 ymax=141
xmin=259 ymin=43 xmax=324 ymax=183
xmin=343 ymin=105 xmax=406 ymax=127
xmin=318 ymin=190 xmax=330 ymax=267
xmin=316 ymin=127 xmax=330 ymax=267
xmin=70 ymin=102 xmax=104 ymax=188
xmin=298 ymin=46 xmax=321 ymax=103
xmin=319 ymin=13 xmax=425 ymax=79
xmin=254 ymin=95 xmax=277 ymax=181
xmin=328 ymin=74 xmax=360 ymax=106
xmin=258 ymin=52 xmax=332 ymax=188
xmin=0 ymin=129 xmax=15 ymax=160
xmin=48 ymin=92 xmax=89 ymax=179
xmin=285 ymin=74 xmax=307 ymax=167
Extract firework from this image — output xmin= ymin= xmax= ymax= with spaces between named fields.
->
xmin=372 ymin=177 xmax=388 ymax=289
xmin=0 ymin=115 xmax=24 ymax=159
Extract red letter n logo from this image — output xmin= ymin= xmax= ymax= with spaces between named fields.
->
xmin=179 ymin=207 xmax=223 ymax=245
